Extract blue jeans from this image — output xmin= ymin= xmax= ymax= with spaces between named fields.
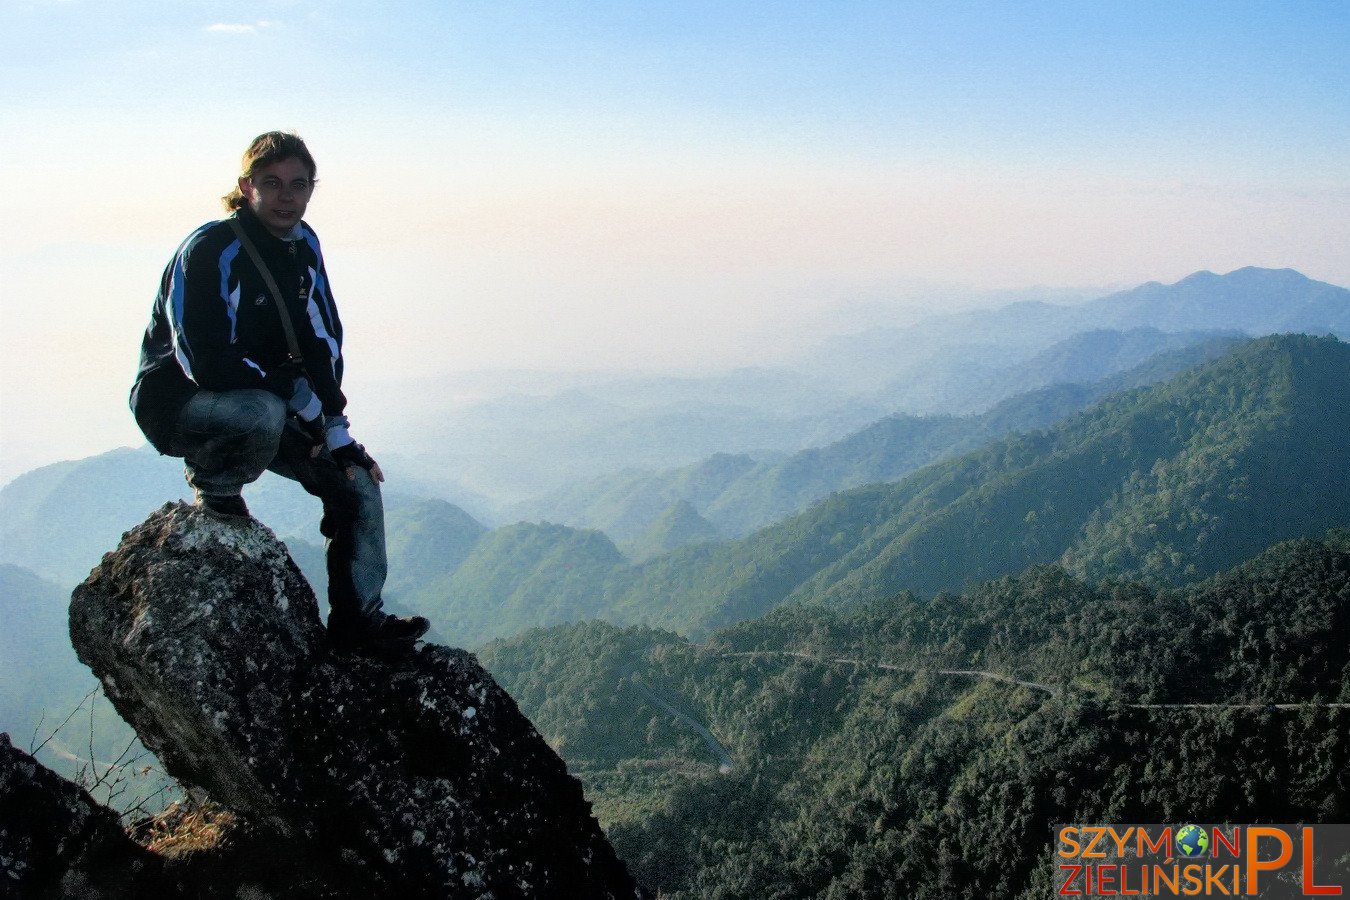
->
xmin=170 ymin=389 xmax=387 ymax=624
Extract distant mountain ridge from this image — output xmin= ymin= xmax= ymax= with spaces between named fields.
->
xmin=1088 ymin=267 xmax=1350 ymax=334
xmin=0 ymin=448 xmax=191 ymax=584
xmin=479 ymin=334 xmax=1349 ymax=642
xmin=799 ymin=267 xmax=1345 ymax=407
xmin=9 ymin=332 xmax=1346 ymax=652
xmin=3 ymin=268 xmax=1346 ymax=648
xmin=363 ymin=267 xmax=1350 ymax=506
xmin=515 ymin=332 xmax=1244 ymax=543
xmin=627 ymin=500 xmax=722 ymax=563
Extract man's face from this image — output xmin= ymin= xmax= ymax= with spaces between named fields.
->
xmin=239 ymin=156 xmax=314 ymax=238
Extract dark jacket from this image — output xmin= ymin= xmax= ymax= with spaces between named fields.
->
xmin=131 ymin=209 xmax=346 ymax=452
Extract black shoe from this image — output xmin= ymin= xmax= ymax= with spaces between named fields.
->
xmin=370 ymin=613 xmax=431 ymax=643
xmin=329 ymin=612 xmax=430 ymax=655
xmin=194 ymin=489 xmax=251 ymax=520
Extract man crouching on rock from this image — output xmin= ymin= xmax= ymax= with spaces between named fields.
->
xmin=130 ymin=131 xmax=429 ymax=654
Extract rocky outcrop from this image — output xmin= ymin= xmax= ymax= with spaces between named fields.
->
xmin=0 ymin=733 xmax=161 ymax=897
xmin=66 ymin=502 xmax=638 ymax=898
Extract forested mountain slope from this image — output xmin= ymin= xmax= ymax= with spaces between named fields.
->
xmin=0 ymin=564 xmax=142 ymax=793
xmin=0 ymin=448 xmax=190 ymax=584
xmin=705 ymin=331 xmax=1242 ymax=538
xmin=410 ymin=522 xmax=628 ymax=645
xmin=584 ymin=334 xmax=1350 ymax=636
xmin=480 ymin=533 xmax=1350 ymax=898
xmin=0 ymin=565 xmax=90 ymax=742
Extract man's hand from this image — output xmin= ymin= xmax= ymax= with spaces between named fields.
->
xmin=324 ymin=415 xmax=384 ymax=482
xmin=331 ymin=442 xmax=385 ymax=483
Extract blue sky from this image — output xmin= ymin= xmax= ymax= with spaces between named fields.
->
xmin=1 ymin=1 xmax=1347 ymax=474
xmin=7 ymin=2 xmax=1344 ymax=173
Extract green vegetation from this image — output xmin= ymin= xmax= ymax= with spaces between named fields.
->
xmin=589 ymin=334 xmax=1350 ymax=636
xmin=0 ymin=564 xmax=170 ymax=811
xmin=480 ymin=532 xmax=1350 ymax=898
xmin=382 ymin=497 xmax=488 ymax=602
xmin=406 ymin=522 xmax=626 ymax=647
xmin=0 ymin=564 xmax=90 ymax=741
xmin=395 ymin=335 xmax=1350 ymax=648
xmin=624 ymin=500 xmax=722 ymax=563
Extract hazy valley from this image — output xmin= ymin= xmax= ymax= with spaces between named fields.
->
xmin=3 ymin=266 xmax=1348 ymax=896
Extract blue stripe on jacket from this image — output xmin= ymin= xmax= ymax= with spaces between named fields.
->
xmin=219 ymin=240 xmax=243 ymax=343
xmin=302 ymin=232 xmax=341 ymax=341
xmin=165 ymin=221 xmax=222 ymax=383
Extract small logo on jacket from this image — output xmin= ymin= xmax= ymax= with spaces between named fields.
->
xmin=254 ymin=295 xmax=267 ymax=306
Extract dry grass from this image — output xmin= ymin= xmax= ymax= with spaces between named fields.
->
xmin=131 ymin=799 xmax=238 ymax=858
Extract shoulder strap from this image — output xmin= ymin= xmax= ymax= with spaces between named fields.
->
xmin=228 ymin=217 xmax=305 ymax=365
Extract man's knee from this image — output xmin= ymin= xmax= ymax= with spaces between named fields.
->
xmin=347 ymin=465 xmax=382 ymax=503
xmin=318 ymin=467 xmax=382 ymax=533
xmin=323 ymin=467 xmax=381 ymax=515
xmin=175 ymin=388 xmax=286 ymax=475
xmin=222 ymin=390 xmax=286 ymax=442
xmin=211 ymin=391 xmax=285 ymax=472
xmin=179 ymin=389 xmax=284 ymax=441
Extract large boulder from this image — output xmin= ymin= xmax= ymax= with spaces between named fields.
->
xmin=69 ymin=502 xmax=638 ymax=898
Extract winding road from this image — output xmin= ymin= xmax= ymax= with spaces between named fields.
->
xmin=628 ymin=649 xmax=1347 ymax=777
xmin=722 ymin=650 xmax=1059 ymax=695
xmin=629 ymin=675 xmax=736 ymax=773
xmin=718 ymin=650 xmax=1350 ymax=710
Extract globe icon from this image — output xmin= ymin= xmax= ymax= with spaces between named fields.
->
xmin=1176 ymin=824 xmax=1209 ymax=858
